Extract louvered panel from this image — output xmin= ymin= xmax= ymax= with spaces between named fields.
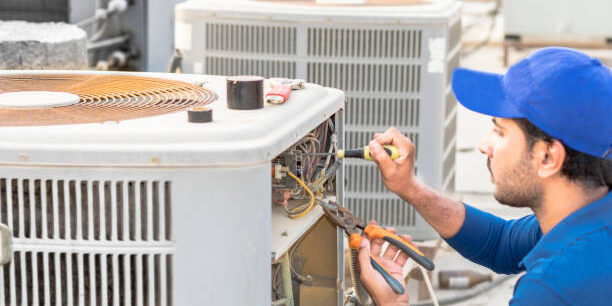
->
xmin=307 ymin=63 xmax=421 ymax=93
xmin=206 ymin=23 xmax=296 ymax=55
xmin=205 ymin=57 xmax=296 ymax=79
xmin=307 ymin=27 xmax=422 ymax=59
xmin=346 ymin=97 xmax=420 ymax=128
xmin=0 ymin=178 xmax=174 ymax=305
xmin=346 ymin=197 xmax=416 ymax=228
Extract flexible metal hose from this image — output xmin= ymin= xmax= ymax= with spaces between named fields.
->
xmin=350 ymin=249 xmax=373 ymax=305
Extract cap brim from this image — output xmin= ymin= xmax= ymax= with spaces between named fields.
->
xmin=451 ymin=68 xmax=522 ymax=118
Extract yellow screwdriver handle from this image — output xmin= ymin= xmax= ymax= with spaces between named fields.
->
xmin=338 ymin=145 xmax=400 ymax=161
xmin=363 ymin=145 xmax=400 ymax=161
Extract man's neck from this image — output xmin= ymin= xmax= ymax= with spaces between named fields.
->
xmin=534 ymin=181 xmax=608 ymax=234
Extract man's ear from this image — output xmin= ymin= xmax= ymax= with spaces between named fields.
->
xmin=536 ymin=139 xmax=565 ymax=178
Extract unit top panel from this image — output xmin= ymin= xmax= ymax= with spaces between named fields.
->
xmin=177 ymin=0 xmax=462 ymax=24
xmin=0 ymin=71 xmax=344 ymax=167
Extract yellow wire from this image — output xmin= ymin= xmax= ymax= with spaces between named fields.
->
xmin=286 ymin=170 xmax=315 ymax=219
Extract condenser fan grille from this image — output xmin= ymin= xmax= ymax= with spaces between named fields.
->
xmin=0 ymin=74 xmax=217 ymax=126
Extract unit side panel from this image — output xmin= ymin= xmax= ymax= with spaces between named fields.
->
xmin=0 ymin=165 xmax=271 ymax=306
xmin=172 ymin=165 xmax=271 ymax=305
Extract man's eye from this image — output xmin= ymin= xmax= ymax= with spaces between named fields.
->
xmin=493 ymin=128 xmax=503 ymax=136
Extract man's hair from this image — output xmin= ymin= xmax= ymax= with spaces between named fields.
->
xmin=514 ymin=118 xmax=612 ymax=190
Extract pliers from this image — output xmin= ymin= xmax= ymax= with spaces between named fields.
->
xmin=319 ymin=200 xmax=435 ymax=294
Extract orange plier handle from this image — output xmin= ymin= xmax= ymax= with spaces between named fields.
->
xmin=348 ymin=233 xmax=405 ymax=294
xmin=349 ymin=225 xmax=435 ymax=271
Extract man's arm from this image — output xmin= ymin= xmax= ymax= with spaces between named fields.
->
xmin=367 ymin=128 xmax=541 ymax=273
xmin=445 ymin=204 xmax=541 ymax=274
xmin=367 ymin=127 xmax=466 ymax=238
xmin=358 ymin=128 xmax=542 ymax=304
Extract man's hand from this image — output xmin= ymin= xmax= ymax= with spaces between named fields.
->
xmin=358 ymin=221 xmax=411 ymax=306
xmin=369 ymin=127 xmax=418 ymax=198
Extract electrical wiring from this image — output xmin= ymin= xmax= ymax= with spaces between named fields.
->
xmin=323 ymin=134 xmax=337 ymax=170
xmin=314 ymin=122 xmax=329 ymax=174
xmin=285 ymin=170 xmax=315 ymax=218
xmin=274 ymin=120 xmax=335 ymax=218
xmin=420 ymin=265 xmax=440 ymax=306
xmin=295 ymin=134 xmax=320 ymax=180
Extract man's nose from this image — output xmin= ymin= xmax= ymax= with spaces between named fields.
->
xmin=478 ymin=140 xmax=492 ymax=157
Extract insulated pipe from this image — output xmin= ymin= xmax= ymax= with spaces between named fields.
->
xmin=86 ymin=34 xmax=129 ymax=51
xmin=280 ymin=253 xmax=295 ymax=306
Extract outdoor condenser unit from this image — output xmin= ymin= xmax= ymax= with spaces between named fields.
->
xmin=0 ymin=71 xmax=345 ymax=305
xmin=176 ymin=0 xmax=462 ymax=240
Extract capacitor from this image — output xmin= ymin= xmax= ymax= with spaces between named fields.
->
xmin=226 ymin=75 xmax=264 ymax=110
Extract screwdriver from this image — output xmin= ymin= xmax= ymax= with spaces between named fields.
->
xmin=304 ymin=145 xmax=400 ymax=161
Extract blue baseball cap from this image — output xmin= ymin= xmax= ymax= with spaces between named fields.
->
xmin=452 ymin=47 xmax=612 ymax=159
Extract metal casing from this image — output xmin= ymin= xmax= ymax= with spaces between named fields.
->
xmin=0 ymin=70 xmax=344 ymax=305
xmin=176 ymin=0 xmax=461 ymax=240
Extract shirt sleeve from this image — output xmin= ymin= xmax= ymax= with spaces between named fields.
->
xmin=444 ymin=203 xmax=542 ymax=274
xmin=510 ymin=277 xmax=570 ymax=305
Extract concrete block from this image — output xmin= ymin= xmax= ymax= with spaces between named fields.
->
xmin=0 ymin=20 xmax=87 ymax=70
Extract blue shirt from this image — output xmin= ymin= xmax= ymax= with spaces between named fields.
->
xmin=445 ymin=191 xmax=612 ymax=305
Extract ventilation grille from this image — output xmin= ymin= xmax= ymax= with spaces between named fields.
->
xmin=444 ymin=115 xmax=456 ymax=153
xmin=442 ymin=144 xmax=456 ymax=189
xmin=445 ymin=91 xmax=456 ymax=120
xmin=206 ymin=23 xmax=296 ymax=54
xmin=3 ymin=252 xmax=172 ymax=306
xmin=446 ymin=51 xmax=460 ymax=84
xmin=346 ymin=197 xmax=416 ymax=227
xmin=308 ymin=28 xmax=422 ymax=58
xmin=346 ymin=97 xmax=420 ymax=128
xmin=205 ymin=57 xmax=296 ymax=79
xmin=307 ymin=63 xmax=421 ymax=93
xmin=0 ymin=74 xmax=216 ymax=126
xmin=345 ymin=161 xmax=418 ymax=195
xmin=447 ymin=21 xmax=462 ymax=55
xmin=0 ymin=178 xmax=173 ymax=305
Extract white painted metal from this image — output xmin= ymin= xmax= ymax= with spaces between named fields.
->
xmin=0 ymin=70 xmax=344 ymax=305
xmin=176 ymin=0 xmax=461 ymax=240
xmin=0 ymin=91 xmax=79 ymax=109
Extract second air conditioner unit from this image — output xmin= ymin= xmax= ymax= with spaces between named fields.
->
xmin=176 ymin=0 xmax=461 ymax=240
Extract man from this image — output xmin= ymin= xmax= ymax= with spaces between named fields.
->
xmin=357 ymin=47 xmax=612 ymax=305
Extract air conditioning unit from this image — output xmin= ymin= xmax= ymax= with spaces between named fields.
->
xmin=176 ymin=0 xmax=462 ymax=240
xmin=503 ymin=0 xmax=612 ymax=42
xmin=0 ymin=70 xmax=344 ymax=305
